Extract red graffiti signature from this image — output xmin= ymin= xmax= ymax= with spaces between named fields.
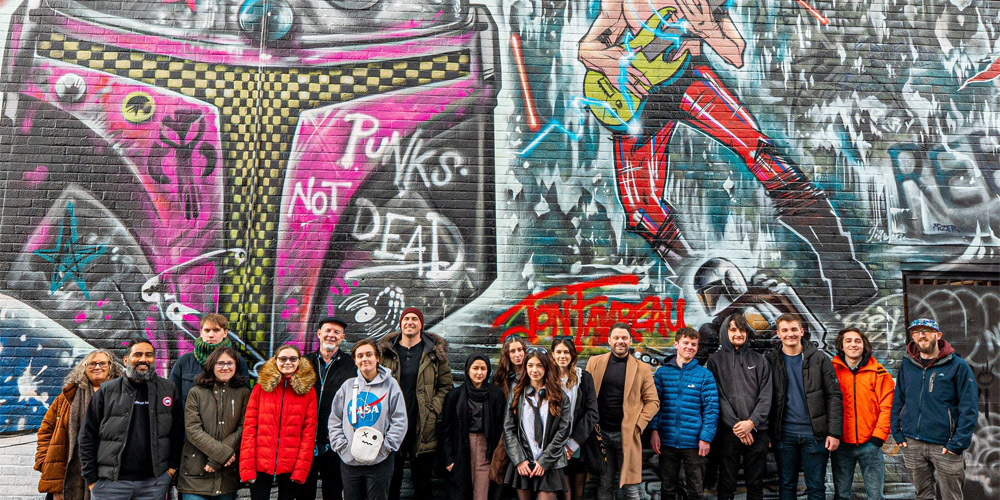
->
xmin=960 ymin=53 xmax=1000 ymax=90
xmin=493 ymin=274 xmax=685 ymax=346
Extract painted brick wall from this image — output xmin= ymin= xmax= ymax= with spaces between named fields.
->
xmin=0 ymin=0 xmax=997 ymax=497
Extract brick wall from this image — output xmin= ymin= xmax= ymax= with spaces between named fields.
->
xmin=0 ymin=0 xmax=997 ymax=497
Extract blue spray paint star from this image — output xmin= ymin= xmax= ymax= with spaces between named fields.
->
xmin=32 ymin=201 xmax=105 ymax=299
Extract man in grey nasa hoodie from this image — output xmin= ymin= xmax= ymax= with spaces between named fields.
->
xmin=329 ymin=338 xmax=408 ymax=500
xmin=705 ymin=313 xmax=773 ymax=500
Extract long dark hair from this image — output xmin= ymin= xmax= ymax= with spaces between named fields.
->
xmin=550 ymin=337 xmax=579 ymax=388
xmin=834 ymin=327 xmax=872 ymax=358
xmin=510 ymin=349 xmax=563 ymax=417
xmin=494 ymin=334 xmax=527 ymax=397
xmin=195 ymin=347 xmax=247 ymax=388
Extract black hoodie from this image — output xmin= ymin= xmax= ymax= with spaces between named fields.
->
xmin=705 ymin=314 xmax=773 ymax=430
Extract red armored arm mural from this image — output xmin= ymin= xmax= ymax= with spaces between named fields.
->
xmin=578 ymin=0 xmax=876 ymax=311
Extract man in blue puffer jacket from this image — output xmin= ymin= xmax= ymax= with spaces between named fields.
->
xmin=890 ymin=318 xmax=978 ymax=500
xmin=650 ymin=327 xmax=719 ymax=500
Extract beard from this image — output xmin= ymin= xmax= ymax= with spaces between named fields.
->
xmin=126 ymin=362 xmax=154 ymax=381
xmin=916 ymin=340 xmax=938 ymax=355
xmin=322 ymin=342 xmax=339 ymax=352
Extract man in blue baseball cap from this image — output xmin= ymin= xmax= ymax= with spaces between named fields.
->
xmin=890 ymin=318 xmax=979 ymax=500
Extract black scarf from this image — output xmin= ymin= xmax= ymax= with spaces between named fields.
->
xmin=465 ymin=354 xmax=492 ymax=402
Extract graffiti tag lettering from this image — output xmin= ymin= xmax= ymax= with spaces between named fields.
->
xmin=339 ymin=112 xmax=464 ymax=192
xmin=493 ymin=274 xmax=685 ymax=346
xmin=349 ymin=198 xmax=465 ymax=279
xmin=289 ymin=177 xmax=353 ymax=216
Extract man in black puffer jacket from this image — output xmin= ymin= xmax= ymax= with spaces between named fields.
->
xmin=79 ymin=338 xmax=183 ymax=499
xmin=765 ymin=313 xmax=842 ymax=500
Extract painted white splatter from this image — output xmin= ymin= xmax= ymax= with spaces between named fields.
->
xmin=17 ymin=362 xmax=50 ymax=409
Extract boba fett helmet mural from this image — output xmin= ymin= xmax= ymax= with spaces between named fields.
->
xmin=0 ymin=0 xmax=500 ymax=429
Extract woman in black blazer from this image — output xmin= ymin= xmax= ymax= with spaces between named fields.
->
xmin=551 ymin=337 xmax=600 ymax=500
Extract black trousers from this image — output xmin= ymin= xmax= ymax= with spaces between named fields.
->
xmin=388 ymin=431 xmax=435 ymax=500
xmin=342 ymin=453 xmax=395 ymax=500
xmin=250 ymin=471 xmax=297 ymax=500
xmin=298 ymin=450 xmax=344 ymax=500
xmin=715 ymin=430 xmax=769 ymax=500
xmin=659 ymin=446 xmax=707 ymax=500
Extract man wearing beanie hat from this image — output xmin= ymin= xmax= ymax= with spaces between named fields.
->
xmin=378 ymin=307 xmax=453 ymax=500
xmin=890 ymin=318 xmax=978 ymax=500
xmin=301 ymin=316 xmax=356 ymax=500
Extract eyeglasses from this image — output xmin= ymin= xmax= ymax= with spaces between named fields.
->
xmin=87 ymin=361 xmax=109 ymax=369
xmin=526 ymin=346 xmax=548 ymax=355
xmin=215 ymin=361 xmax=236 ymax=368
xmin=277 ymin=356 xmax=300 ymax=364
xmin=911 ymin=330 xmax=938 ymax=338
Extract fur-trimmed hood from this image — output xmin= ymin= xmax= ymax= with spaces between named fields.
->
xmin=257 ymin=357 xmax=316 ymax=395
xmin=378 ymin=330 xmax=449 ymax=360
xmin=375 ymin=329 xmax=453 ymax=456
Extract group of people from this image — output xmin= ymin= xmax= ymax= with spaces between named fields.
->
xmin=639 ymin=313 xmax=977 ymax=500
xmin=33 ymin=309 xmax=978 ymax=500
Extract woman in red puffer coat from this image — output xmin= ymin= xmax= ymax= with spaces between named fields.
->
xmin=240 ymin=344 xmax=317 ymax=500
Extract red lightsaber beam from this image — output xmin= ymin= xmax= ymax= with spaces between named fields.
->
xmin=795 ymin=0 xmax=829 ymax=26
xmin=510 ymin=33 xmax=541 ymax=132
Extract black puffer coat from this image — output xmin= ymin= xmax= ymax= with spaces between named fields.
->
xmin=765 ymin=342 xmax=843 ymax=441
xmin=79 ymin=376 xmax=183 ymax=484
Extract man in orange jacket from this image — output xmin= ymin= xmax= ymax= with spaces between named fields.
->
xmin=830 ymin=328 xmax=894 ymax=500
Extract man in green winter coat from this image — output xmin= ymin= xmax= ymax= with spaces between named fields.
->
xmin=377 ymin=307 xmax=453 ymax=500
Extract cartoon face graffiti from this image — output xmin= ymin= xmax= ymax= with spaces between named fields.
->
xmin=357 ymin=426 xmax=383 ymax=448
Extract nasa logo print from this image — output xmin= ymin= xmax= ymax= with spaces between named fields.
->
xmin=351 ymin=391 xmax=386 ymax=428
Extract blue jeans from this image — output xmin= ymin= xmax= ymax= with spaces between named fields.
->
xmin=181 ymin=494 xmax=237 ymax=500
xmin=90 ymin=472 xmax=172 ymax=500
xmin=831 ymin=441 xmax=884 ymax=500
xmin=774 ymin=433 xmax=829 ymax=500
xmin=597 ymin=430 xmax=641 ymax=500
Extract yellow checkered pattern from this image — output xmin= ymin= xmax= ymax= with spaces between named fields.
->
xmin=37 ymin=33 xmax=470 ymax=342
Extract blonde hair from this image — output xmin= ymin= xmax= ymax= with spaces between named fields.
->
xmin=63 ymin=349 xmax=124 ymax=388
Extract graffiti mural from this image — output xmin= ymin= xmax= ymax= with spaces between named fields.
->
xmin=0 ymin=0 xmax=500 ymax=371
xmin=0 ymin=0 xmax=998 ymax=497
